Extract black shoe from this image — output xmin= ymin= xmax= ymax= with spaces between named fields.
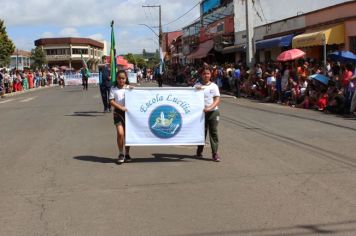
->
xmin=116 ymin=154 xmax=125 ymax=165
xmin=125 ymin=154 xmax=132 ymax=162
xmin=196 ymin=146 xmax=204 ymax=158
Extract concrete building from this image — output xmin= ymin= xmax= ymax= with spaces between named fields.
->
xmin=225 ymin=0 xmax=356 ymax=63
xmin=34 ymin=37 xmax=105 ymax=71
xmin=10 ymin=49 xmax=32 ymax=70
xmin=181 ymin=0 xmax=235 ymax=64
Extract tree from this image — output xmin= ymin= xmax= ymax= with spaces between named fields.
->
xmin=124 ymin=53 xmax=147 ymax=69
xmin=31 ymin=46 xmax=46 ymax=69
xmin=0 ymin=19 xmax=15 ymax=67
xmin=124 ymin=53 xmax=136 ymax=65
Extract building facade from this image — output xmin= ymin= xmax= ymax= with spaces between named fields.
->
xmin=34 ymin=37 xmax=105 ymax=71
xmin=10 ymin=49 xmax=32 ymax=70
xmin=226 ymin=0 xmax=356 ymax=64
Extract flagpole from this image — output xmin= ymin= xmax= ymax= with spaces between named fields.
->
xmin=110 ymin=20 xmax=117 ymax=84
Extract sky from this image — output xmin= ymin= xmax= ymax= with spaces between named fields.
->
xmin=2 ymin=0 xmax=352 ymax=55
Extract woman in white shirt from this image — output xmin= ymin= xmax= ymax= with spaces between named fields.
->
xmin=195 ymin=66 xmax=221 ymax=162
xmin=109 ymin=71 xmax=132 ymax=164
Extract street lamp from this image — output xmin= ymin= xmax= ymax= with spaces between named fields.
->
xmin=138 ymin=24 xmax=159 ymax=38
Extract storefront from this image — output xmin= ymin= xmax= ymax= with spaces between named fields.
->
xmin=292 ymin=24 xmax=345 ymax=62
xmin=255 ymin=34 xmax=294 ymax=62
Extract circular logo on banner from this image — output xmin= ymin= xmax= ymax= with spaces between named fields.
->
xmin=148 ymin=105 xmax=182 ymax=139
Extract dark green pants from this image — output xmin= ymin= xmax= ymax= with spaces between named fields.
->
xmin=198 ymin=110 xmax=220 ymax=154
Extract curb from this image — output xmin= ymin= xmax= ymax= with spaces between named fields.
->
xmin=1 ymin=85 xmax=58 ymax=99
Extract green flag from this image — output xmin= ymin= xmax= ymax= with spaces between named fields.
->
xmin=110 ymin=20 xmax=117 ymax=84
xmin=81 ymin=52 xmax=91 ymax=77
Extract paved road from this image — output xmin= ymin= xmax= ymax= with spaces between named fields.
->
xmin=0 ymin=84 xmax=355 ymax=236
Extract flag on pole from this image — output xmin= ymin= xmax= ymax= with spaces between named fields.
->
xmin=110 ymin=20 xmax=117 ymax=84
xmin=159 ymin=46 xmax=164 ymax=75
xmin=81 ymin=52 xmax=91 ymax=77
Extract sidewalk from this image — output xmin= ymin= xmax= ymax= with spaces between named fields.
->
xmin=1 ymin=85 xmax=58 ymax=99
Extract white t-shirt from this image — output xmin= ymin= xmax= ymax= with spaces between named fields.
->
xmin=195 ymin=82 xmax=220 ymax=110
xmin=109 ymin=85 xmax=128 ymax=106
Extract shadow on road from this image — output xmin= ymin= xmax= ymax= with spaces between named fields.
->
xmin=73 ymin=155 xmax=116 ymax=163
xmin=171 ymin=220 xmax=356 ymax=236
xmin=65 ymin=111 xmax=104 ymax=117
xmin=151 ymin=153 xmax=212 ymax=162
xmin=73 ymin=153 xmax=212 ymax=164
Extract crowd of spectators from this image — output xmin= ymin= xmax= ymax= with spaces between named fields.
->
xmin=0 ymin=68 xmax=65 ymax=96
xmin=163 ymin=59 xmax=356 ymax=116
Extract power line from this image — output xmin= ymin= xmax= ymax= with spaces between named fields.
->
xmin=161 ymin=1 xmax=200 ymax=27
xmin=252 ymin=0 xmax=264 ymax=22
xmin=257 ymin=0 xmax=268 ymax=23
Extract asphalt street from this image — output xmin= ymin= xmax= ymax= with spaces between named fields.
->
xmin=0 ymin=83 xmax=355 ymax=236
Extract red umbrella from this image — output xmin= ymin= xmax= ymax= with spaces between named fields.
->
xmin=277 ymin=49 xmax=306 ymax=62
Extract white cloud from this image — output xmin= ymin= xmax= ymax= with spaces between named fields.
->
xmin=41 ymin=32 xmax=55 ymax=38
xmin=59 ymin=27 xmax=80 ymax=37
xmin=87 ymin=33 xmax=104 ymax=41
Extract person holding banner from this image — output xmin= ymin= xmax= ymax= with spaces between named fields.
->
xmin=195 ymin=66 xmax=221 ymax=162
xmin=109 ymin=70 xmax=132 ymax=164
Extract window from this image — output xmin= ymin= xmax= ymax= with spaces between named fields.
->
xmin=217 ymin=24 xmax=224 ymax=32
xmin=350 ymin=36 xmax=356 ymax=53
xmin=72 ymin=49 xmax=88 ymax=54
xmin=46 ymin=49 xmax=57 ymax=55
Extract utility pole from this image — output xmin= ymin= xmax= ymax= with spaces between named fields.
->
xmin=245 ymin=0 xmax=254 ymax=68
xmin=142 ymin=5 xmax=162 ymax=49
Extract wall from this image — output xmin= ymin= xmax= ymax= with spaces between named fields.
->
xmin=305 ymin=2 xmax=356 ymax=26
xmin=345 ymin=20 xmax=356 ymax=51
xmin=202 ymin=0 xmax=220 ymax=14
xmin=235 ymin=15 xmax=305 ymax=45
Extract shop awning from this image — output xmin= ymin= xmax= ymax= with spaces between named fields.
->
xmin=256 ymin=34 xmax=293 ymax=50
xmin=292 ymin=24 xmax=344 ymax=48
xmin=222 ymin=44 xmax=246 ymax=54
xmin=187 ymin=40 xmax=214 ymax=59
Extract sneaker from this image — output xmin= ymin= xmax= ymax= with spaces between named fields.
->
xmin=117 ymin=154 xmax=125 ymax=164
xmin=212 ymin=153 xmax=221 ymax=162
xmin=125 ymin=154 xmax=132 ymax=162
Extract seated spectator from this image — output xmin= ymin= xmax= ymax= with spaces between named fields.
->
xmin=326 ymin=89 xmax=345 ymax=114
xmin=317 ymin=88 xmax=328 ymax=111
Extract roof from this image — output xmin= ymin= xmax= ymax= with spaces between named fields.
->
xmin=34 ymin=37 xmax=104 ymax=49
xmin=187 ymin=40 xmax=214 ymax=59
xmin=11 ymin=49 xmax=31 ymax=57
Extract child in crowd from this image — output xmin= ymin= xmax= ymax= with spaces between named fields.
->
xmin=317 ymin=88 xmax=328 ymax=111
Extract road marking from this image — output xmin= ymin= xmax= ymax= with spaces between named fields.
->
xmin=0 ymin=99 xmax=15 ymax=104
xmin=19 ymin=97 xmax=36 ymax=103
xmin=93 ymin=95 xmax=100 ymax=99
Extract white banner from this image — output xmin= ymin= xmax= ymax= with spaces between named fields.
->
xmin=64 ymin=73 xmax=99 ymax=85
xmin=125 ymin=88 xmax=205 ymax=146
xmin=127 ymin=72 xmax=138 ymax=84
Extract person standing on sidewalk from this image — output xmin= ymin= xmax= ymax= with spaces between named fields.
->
xmin=195 ymin=66 xmax=221 ymax=162
xmin=99 ymin=61 xmax=112 ymax=112
xmin=349 ymin=67 xmax=356 ymax=115
xmin=233 ymin=64 xmax=241 ymax=98
xmin=109 ymin=70 xmax=132 ymax=164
